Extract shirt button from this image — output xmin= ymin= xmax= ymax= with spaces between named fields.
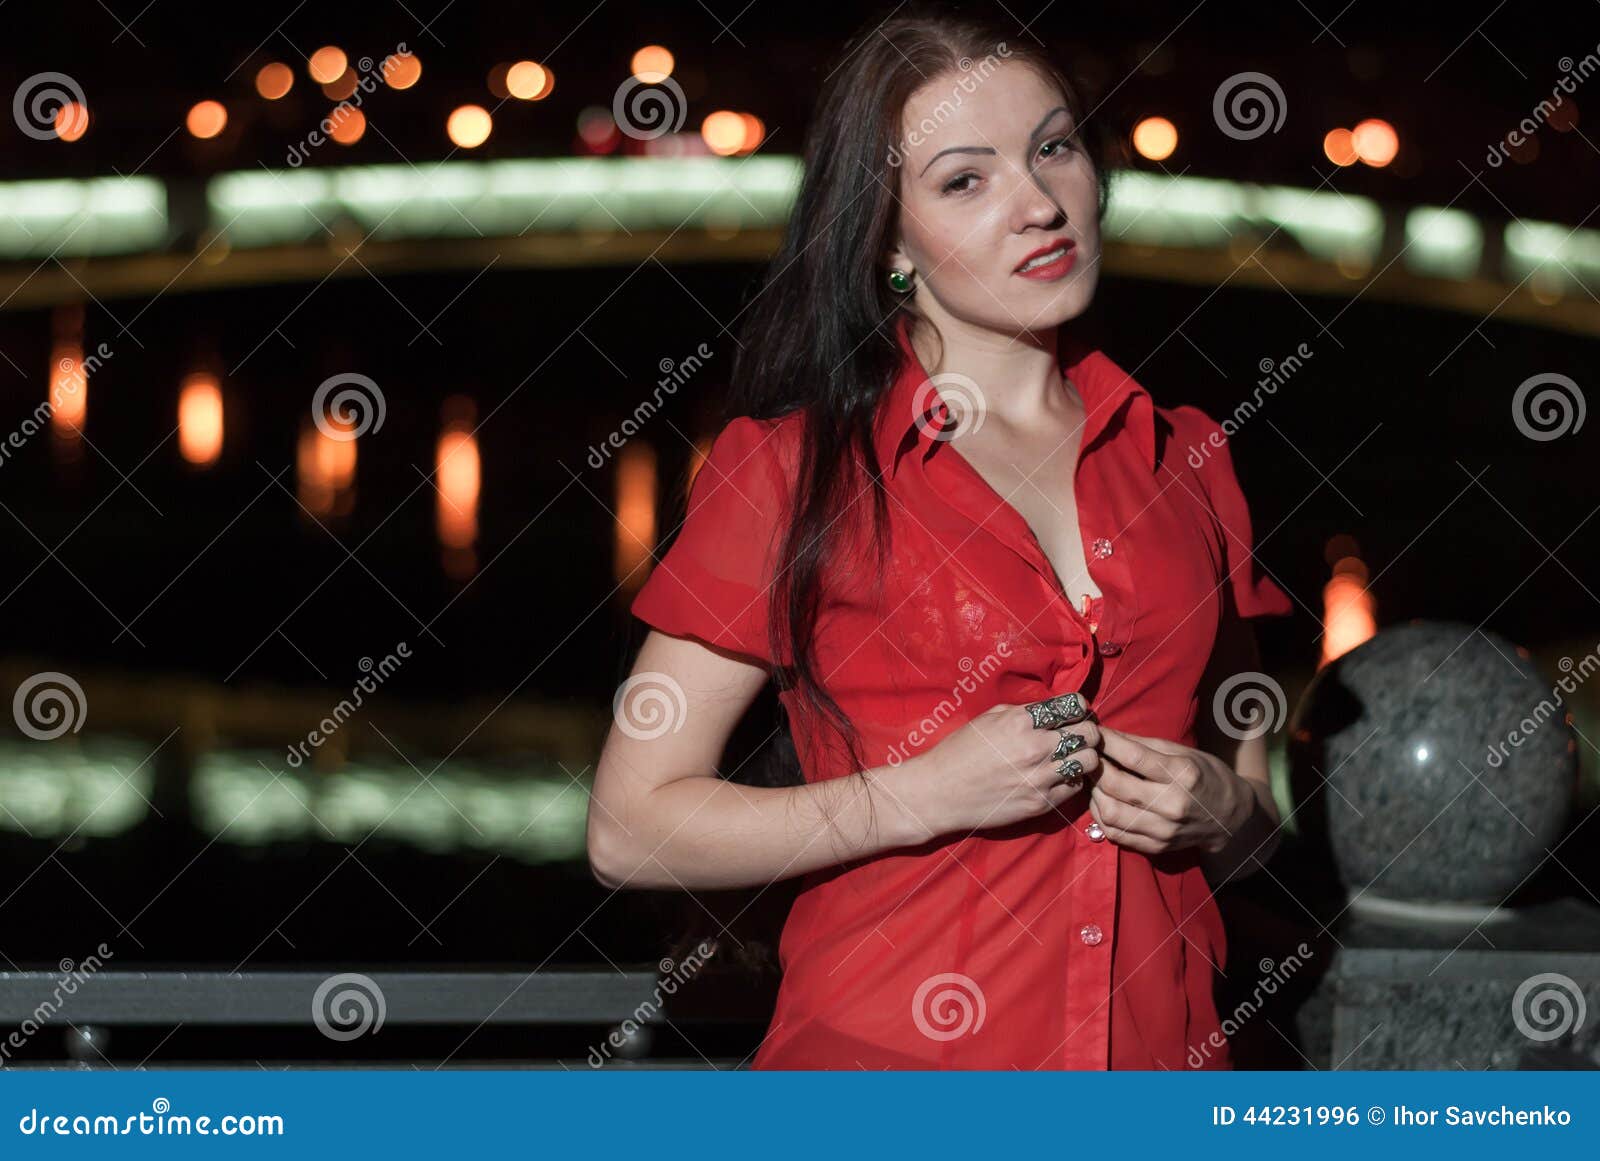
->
xmin=1091 ymin=537 xmax=1113 ymax=560
xmin=1086 ymin=822 xmax=1105 ymax=842
xmin=1079 ymin=922 xmax=1104 ymax=946
xmin=1096 ymin=640 xmax=1122 ymax=657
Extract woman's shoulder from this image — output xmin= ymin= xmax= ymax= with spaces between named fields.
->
xmin=1152 ymin=400 xmax=1244 ymax=487
xmin=704 ymin=411 xmax=804 ymax=473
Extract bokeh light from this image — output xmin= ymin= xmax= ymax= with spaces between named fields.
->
xmin=701 ymin=110 xmax=746 ymax=155
xmin=186 ymin=100 xmax=228 ymax=140
xmin=1352 ymin=118 xmax=1398 ymax=167
xmin=54 ymin=102 xmax=89 ymax=141
xmin=507 ymin=61 xmax=551 ymax=100
xmin=1323 ymin=127 xmax=1358 ymax=166
xmin=255 ymin=62 xmax=294 ymax=100
xmin=308 ymin=46 xmax=347 ymax=84
xmin=1131 ymin=116 xmax=1178 ymax=161
xmin=329 ymin=107 xmax=366 ymax=145
xmin=382 ymin=51 xmax=422 ymax=89
xmin=447 ymin=104 xmax=493 ymax=148
xmin=631 ymin=45 xmax=674 ymax=84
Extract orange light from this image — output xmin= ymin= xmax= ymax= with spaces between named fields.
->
xmin=55 ymin=102 xmax=89 ymax=142
xmin=1323 ymin=127 xmax=1358 ymax=166
xmin=446 ymin=104 xmax=493 ymax=148
xmin=631 ymin=45 xmax=675 ymax=84
xmin=506 ymin=60 xmax=550 ymax=100
xmin=178 ymin=373 xmax=224 ymax=466
xmin=297 ymin=418 xmax=358 ymax=518
xmin=382 ymin=50 xmax=421 ymax=89
xmin=614 ymin=441 xmax=657 ymax=590
xmin=1131 ymin=116 xmax=1178 ymax=162
xmin=329 ymin=107 xmax=366 ymax=144
xmin=49 ymin=342 xmax=85 ymax=433
xmin=701 ymin=110 xmax=745 ymax=155
xmin=1319 ymin=548 xmax=1377 ymax=668
xmin=1351 ymin=118 xmax=1398 ymax=167
xmin=186 ymin=100 xmax=227 ymax=140
xmin=308 ymin=46 xmax=347 ymax=84
xmin=321 ymin=68 xmax=358 ymax=101
xmin=255 ymin=62 xmax=294 ymax=100
xmin=487 ymin=62 xmax=511 ymax=98
xmin=436 ymin=423 xmax=481 ymax=551
xmin=739 ymin=112 xmax=766 ymax=152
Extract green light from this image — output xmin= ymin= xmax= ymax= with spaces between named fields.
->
xmin=1404 ymin=207 xmax=1483 ymax=279
xmin=0 ymin=176 xmax=165 ymax=259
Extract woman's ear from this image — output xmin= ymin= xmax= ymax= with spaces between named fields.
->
xmin=883 ymin=240 xmax=913 ymax=276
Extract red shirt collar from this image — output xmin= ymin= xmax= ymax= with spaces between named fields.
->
xmin=874 ymin=314 xmax=1158 ymax=480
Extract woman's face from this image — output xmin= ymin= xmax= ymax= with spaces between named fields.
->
xmin=888 ymin=60 xmax=1101 ymax=336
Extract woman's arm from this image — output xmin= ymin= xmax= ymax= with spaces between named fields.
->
xmin=586 ymin=629 xmax=939 ymax=891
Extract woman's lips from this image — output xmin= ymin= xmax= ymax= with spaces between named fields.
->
xmin=1014 ymin=243 xmax=1077 ymax=281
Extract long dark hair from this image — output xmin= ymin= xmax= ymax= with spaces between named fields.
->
xmin=666 ymin=2 xmax=1117 ymax=974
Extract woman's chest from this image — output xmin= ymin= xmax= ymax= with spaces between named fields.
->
xmin=816 ymin=447 xmax=1227 ymax=715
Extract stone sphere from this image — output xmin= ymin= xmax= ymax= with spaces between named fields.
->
xmin=1287 ymin=620 xmax=1578 ymax=906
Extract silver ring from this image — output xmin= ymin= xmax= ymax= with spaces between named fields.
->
xmin=1051 ymin=730 xmax=1086 ymax=761
xmin=1055 ymin=758 xmax=1084 ymax=787
xmin=1025 ymin=692 xmax=1087 ymax=730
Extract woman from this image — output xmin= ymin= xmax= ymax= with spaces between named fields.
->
xmin=587 ymin=6 xmax=1294 ymax=1070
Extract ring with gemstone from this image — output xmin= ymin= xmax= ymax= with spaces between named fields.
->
xmin=1055 ymin=758 xmax=1084 ymax=787
xmin=1025 ymin=692 xmax=1088 ymax=730
xmin=1051 ymin=730 xmax=1086 ymax=761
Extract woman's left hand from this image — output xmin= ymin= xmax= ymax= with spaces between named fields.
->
xmin=1086 ymin=726 xmax=1254 ymax=856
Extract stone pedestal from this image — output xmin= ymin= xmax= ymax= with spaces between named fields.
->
xmin=1299 ymin=896 xmax=1600 ymax=1068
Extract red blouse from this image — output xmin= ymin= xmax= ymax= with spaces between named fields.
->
xmin=630 ymin=317 xmax=1293 ymax=1070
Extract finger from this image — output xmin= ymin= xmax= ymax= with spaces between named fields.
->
xmin=1097 ymin=726 xmax=1185 ymax=783
xmin=1038 ymin=746 xmax=1098 ymax=794
xmin=1092 ymin=784 xmax=1180 ymax=843
xmin=1090 ymin=760 xmax=1160 ymax=810
xmin=1088 ymin=793 xmax=1165 ymax=854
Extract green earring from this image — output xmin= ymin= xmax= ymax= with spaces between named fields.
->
xmin=887 ymin=267 xmax=913 ymax=293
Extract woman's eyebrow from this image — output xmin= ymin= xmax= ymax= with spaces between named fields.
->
xmin=916 ymin=106 xmax=1077 ymax=177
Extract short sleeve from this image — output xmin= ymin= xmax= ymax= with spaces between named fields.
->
xmin=1185 ymin=408 xmax=1294 ymax=620
xmin=630 ymin=415 xmax=792 ymax=664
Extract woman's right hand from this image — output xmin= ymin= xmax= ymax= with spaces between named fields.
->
xmin=903 ymin=699 xmax=1102 ymax=840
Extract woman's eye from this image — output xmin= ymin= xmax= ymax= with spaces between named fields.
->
xmin=942 ymin=173 xmax=978 ymax=195
xmin=1037 ymin=135 xmax=1074 ymax=161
